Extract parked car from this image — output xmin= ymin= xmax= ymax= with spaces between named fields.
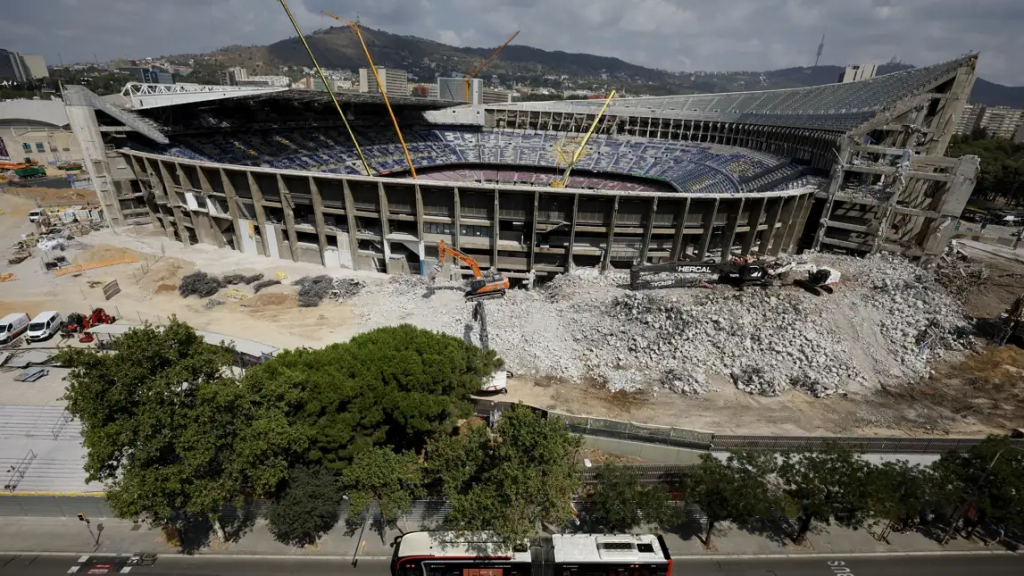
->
xmin=0 ymin=312 xmax=31 ymax=344
xmin=26 ymin=311 xmax=63 ymax=342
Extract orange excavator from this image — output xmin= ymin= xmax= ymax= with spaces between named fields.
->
xmin=431 ymin=240 xmax=509 ymax=301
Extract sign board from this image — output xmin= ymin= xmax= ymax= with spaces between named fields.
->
xmin=102 ymin=280 xmax=121 ymax=301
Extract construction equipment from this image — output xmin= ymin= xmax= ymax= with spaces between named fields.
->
xmin=629 ymin=258 xmax=840 ymax=295
xmin=13 ymin=166 xmax=46 ymax=179
xmin=999 ymin=293 xmax=1024 ymax=346
xmin=321 ymin=10 xmax=417 ymax=178
xmin=61 ymin=308 xmax=116 ymax=340
xmin=430 ymin=240 xmax=509 ymax=301
xmin=464 ymin=30 xmax=520 ymax=102
xmin=551 ymin=91 xmax=615 ymax=188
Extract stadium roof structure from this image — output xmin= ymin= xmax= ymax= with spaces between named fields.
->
xmin=484 ymin=55 xmax=976 ymax=132
xmin=0 ymin=100 xmax=70 ymax=128
xmin=113 ymin=82 xmax=464 ymax=111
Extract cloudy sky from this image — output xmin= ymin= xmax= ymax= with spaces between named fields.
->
xmin=2 ymin=0 xmax=1022 ymax=85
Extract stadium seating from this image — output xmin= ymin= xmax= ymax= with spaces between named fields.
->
xmin=152 ymin=126 xmax=804 ymax=193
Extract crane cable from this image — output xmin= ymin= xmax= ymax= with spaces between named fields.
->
xmin=277 ymin=0 xmax=373 ymax=176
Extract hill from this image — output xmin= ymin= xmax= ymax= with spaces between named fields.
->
xmin=186 ymin=26 xmax=1024 ymax=107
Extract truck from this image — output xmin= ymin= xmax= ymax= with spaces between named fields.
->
xmin=14 ymin=166 xmax=46 ymax=178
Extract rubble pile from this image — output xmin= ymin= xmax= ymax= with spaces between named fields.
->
xmin=335 ymin=279 xmax=364 ymax=301
xmin=178 ymin=271 xmax=224 ymax=298
xmin=348 ymin=254 xmax=975 ymax=398
xmin=293 ymin=275 xmax=336 ymax=307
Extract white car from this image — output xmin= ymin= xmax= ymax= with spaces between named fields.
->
xmin=26 ymin=311 xmax=63 ymax=342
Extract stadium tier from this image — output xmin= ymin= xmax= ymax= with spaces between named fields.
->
xmin=141 ymin=128 xmax=802 ymax=195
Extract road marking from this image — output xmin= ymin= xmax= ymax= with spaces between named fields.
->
xmin=78 ymin=556 xmax=89 ymax=563
xmin=119 ymin=568 xmax=131 ymax=573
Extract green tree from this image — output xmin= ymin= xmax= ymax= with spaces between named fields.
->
xmin=584 ymin=465 xmax=671 ymax=533
xmin=866 ymin=460 xmax=934 ymax=542
xmin=777 ymin=446 xmax=876 ymax=544
xmin=683 ymin=452 xmax=776 ymax=546
xmin=242 ymin=324 xmax=501 ymax=471
xmin=341 ymin=447 xmax=423 ymax=528
xmin=57 ymin=320 xmax=299 ymax=539
xmin=266 ymin=465 xmax=346 ymax=546
xmin=427 ymin=405 xmax=583 ymax=548
xmin=930 ymin=436 xmax=1024 ymax=538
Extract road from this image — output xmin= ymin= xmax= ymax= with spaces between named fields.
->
xmin=2 ymin=554 xmax=1022 ymax=576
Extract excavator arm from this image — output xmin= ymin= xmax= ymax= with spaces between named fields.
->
xmin=437 ymin=240 xmax=483 ymax=277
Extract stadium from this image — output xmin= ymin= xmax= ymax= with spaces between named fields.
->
xmin=62 ymin=55 xmax=980 ymax=278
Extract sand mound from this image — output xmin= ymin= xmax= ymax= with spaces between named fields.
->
xmin=72 ymin=245 xmax=143 ymax=264
xmin=154 ymin=283 xmax=177 ymax=294
xmin=145 ymin=258 xmax=195 ymax=284
xmin=241 ymin=292 xmax=296 ymax=308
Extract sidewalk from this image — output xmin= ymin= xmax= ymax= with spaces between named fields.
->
xmin=0 ymin=517 xmax=1008 ymax=558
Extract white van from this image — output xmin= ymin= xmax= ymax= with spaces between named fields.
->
xmin=27 ymin=209 xmax=43 ymax=223
xmin=0 ymin=313 xmax=31 ymax=344
xmin=26 ymin=311 xmax=63 ymax=342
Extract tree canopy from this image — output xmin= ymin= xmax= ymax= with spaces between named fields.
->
xmin=583 ymin=465 xmax=671 ymax=533
xmin=427 ymin=405 xmax=583 ymax=548
xmin=778 ymin=445 xmax=875 ymax=543
xmin=241 ymin=323 xmax=502 ymax=471
xmin=57 ymin=320 xmax=297 ymax=532
xmin=266 ymin=465 xmax=346 ymax=546
xmin=341 ymin=446 xmax=423 ymax=526
xmin=683 ymin=452 xmax=775 ymax=545
xmin=949 ymin=134 xmax=1024 ymax=205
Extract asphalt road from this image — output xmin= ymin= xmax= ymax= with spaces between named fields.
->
xmin=2 ymin=554 xmax=1022 ymax=576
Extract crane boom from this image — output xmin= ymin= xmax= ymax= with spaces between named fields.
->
xmin=321 ymin=11 xmax=418 ymax=178
xmin=464 ymin=30 xmax=520 ymax=102
xmin=276 ymin=0 xmax=373 ymax=176
xmin=551 ymin=91 xmax=616 ymax=188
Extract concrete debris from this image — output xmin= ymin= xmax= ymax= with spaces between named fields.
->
xmin=222 ymin=274 xmax=247 ymax=285
xmin=349 ymin=254 xmax=974 ymax=398
xmin=334 ymin=279 xmax=364 ymax=302
xmin=293 ymin=275 xmax=364 ymax=307
xmin=252 ymin=279 xmax=281 ymax=294
xmin=179 ymin=271 xmax=223 ymax=298
xmin=204 ymin=298 xmax=225 ymax=310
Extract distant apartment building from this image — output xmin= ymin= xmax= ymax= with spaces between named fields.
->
xmin=119 ymin=66 xmax=174 ymax=84
xmin=956 ymin=103 xmax=1024 ymax=140
xmin=359 ymin=67 xmax=407 ymax=96
xmin=839 ymin=64 xmax=877 ymax=83
xmin=436 ymin=77 xmax=512 ymax=104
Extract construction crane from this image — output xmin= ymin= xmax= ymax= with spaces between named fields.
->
xmin=321 ymin=11 xmax=418 ymax=178
xmin=464 ymin=30 xmax=520 ymax=103
xmin=550 ymin=91 xmax=615 ymax=188
xmin=430 ymin=240 xmax=509 ymax=301
xmin=276 ymin=0 xmax=373 ymax=176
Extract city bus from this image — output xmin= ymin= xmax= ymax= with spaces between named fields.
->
xmin=391 ymin=532 xmax=672 ymax=576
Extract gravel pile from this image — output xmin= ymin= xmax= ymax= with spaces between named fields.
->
xmin=252 ymin=279 xmax=281 ymax=293
xmin=294 ymin=275 xmax=336 ymax=307
xmin=348 ymin=254 xmax=976 ymax=397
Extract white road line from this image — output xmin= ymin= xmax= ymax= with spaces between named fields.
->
xmin=78 ymin=556 xmax=89 ymax=563
xmin=67 ymin=567 xmax=79 ymax=574
xmin=119 ymin=568 xmax=132 ymax=573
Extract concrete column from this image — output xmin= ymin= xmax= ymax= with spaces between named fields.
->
xmin=195 ymin=167 xmax=225 ymax=248
xmin=670 ymin=198 xmax=691 ymax=261
xmin=247 ymin=172 xmax=270 ymax=257
xmin=758 ymin=197 xmax=785 ymax=257
xmin=453 ymin=187 xmax=462 ymax=250
xmin=528 ymin=190 xmax=539 ymax=272
xmin=566 ymin=193 xmax=580 ymax=270
xmin=602 ymin=196 xmax=619 ymax=272
xmin=276 ymin=175 xmax=300 ymax=262
xmin=741 ymin=197 xmax=766 ymax=256
xmin=492 ymin=188 xmax=500 ymax=269
xmin=157 ymin=161 xmax=190 ymax=247
xmin=639 ymin=196 xmax=658 ymax=264
xmin=64 ymin=104 xmax=123 ymax=228
xmin=770 ymin=196 xmax=799 ymax=257
xmin=143 ymin=157 xmax=174 ymax=240
xmin=788 ymin=194 xmax=815 ymax=254
xmin=219 ymin=169 xmax=245 ymax=252
xmin=309 ymin=177 xmax=328 ymax=266
xmin=921 ymin=155 xmax=980 ymax=256
xmin=813 ymin=138 xmax=851 ymax=251
xmin=720 ymin=198 xmax=744 ymax=264
xmin=342 ymin=179 xmax=360 ymax=268
xmin=377 ymin=182 xmax=392 ymax=261
xmin=414 ymin=184 xmax=425 ymax=240
xmin=697 ymin=198 xmax=719 ymax=261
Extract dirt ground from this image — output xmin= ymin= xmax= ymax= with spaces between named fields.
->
xmin=3 ymin=189 xmax=1024 ymax=437
xmin=1 ymin=186 xmax=98 ymax=206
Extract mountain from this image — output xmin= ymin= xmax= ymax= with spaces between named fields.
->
xmin=190 ymin=26 xmax=1024 ymax=107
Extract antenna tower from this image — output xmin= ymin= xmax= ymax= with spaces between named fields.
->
xmin=814 ymin=27 xmax=826 ymax=67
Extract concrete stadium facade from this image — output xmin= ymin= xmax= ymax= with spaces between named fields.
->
xmin=64 ymin=55 xmax=981 ymax=276
xmin=118 ymin=150 xmax=815 ymax=277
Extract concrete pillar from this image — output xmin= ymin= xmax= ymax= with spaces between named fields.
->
xmin=247 ymin=172 xmax=270 ymax=257
xmin=670 ymin=198 xmax=691 ymax=261
xmin=219 ymin=169 xmax=245 ymax=252
xmin=157 ymin=161 xmax=190 ymax=247
xmin=813 ymin=138 xmax=851 ymax=251
xmin=414 ymin=184 xmax=425 ymax=240
xmin=453 ymin=187 xmax=462 ymax=250
xmin=697 ymin=198 xmax=719 ymax=261
xmin=602 ymin=196 xmax=619 ymax=272
xmin=528 ymin=190 xmax=539 ymax=272
xmin=566 ymin=193 xmax=580 ymax=270
xmin=758 ymin=197 xmax=785 ymax=257
xmin=276 ymin=175 xmax=300 ymax=262
xmin=310 ymin=177 xmax=328 ymax=266
xmin=720 ymin=198 xmax=744 ymax=264
xmin=64 ymin=105 xmax=123 ymax=228
xmin=377 ymin=182 xmax=392 ymax=261
xmin=741 ymin=197 xmax=766 ymax=256
xmin=639 ymin=197 xmax=658 ymax=264
xmin=771 ymin=196 xmax=799 ymax=257
xmin=492 ymin=188 xmax=500 ymax=270
xmin=921 ymin=155 xmax=980 ymax=256
xmin=342 ymin=179 xmax=360 ymax=268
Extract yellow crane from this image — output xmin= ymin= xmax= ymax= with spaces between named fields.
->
xmin=276 ymin=0 xmax=373 ymax=176
xmin=464 ymin=30 xmax=520 ymax=103
xmin=550 ymin=91 xmax=616 ymax=188
xmin=321 ymin=11 xmax=418 ymax=179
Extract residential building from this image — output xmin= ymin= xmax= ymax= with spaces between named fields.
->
xmin=359 ymin=67 xmax=407 ymax=96
xmin=839 ymin=64 xmax=877 ymax=83
xmin=956 ymin=104 xmax=1024 ymax=140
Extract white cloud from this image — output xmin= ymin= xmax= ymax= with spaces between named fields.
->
xmin=1 ymin=0 xmax=1021 ymax=85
